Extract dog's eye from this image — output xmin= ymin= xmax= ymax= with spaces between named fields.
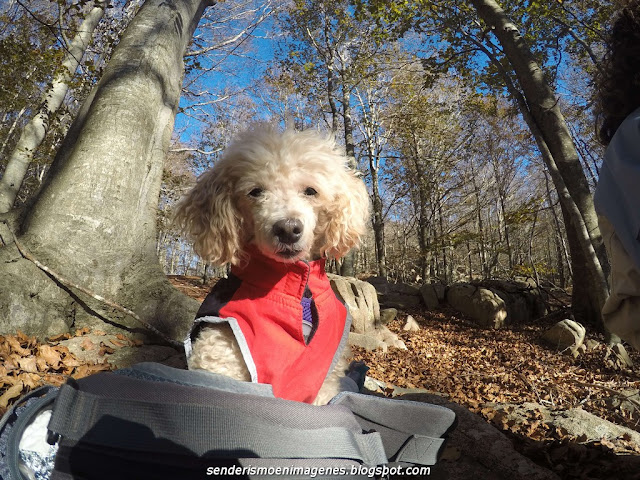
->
xmin=304 ymin=187 xmax=318 ymax=196
xmin=248 ymin=188 xmax=264 ymax=198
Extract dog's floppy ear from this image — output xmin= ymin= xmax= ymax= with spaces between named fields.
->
xmin=173 ymin=162 xmax=241 ymax=266
xmin=321 ymin=165 xmax=370 ymax=259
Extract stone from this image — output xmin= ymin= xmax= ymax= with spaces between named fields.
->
xmin=363 ymin=376 xmax=387 ymax=394
xmin=399 ymin=393 xmax=560 ymax=480
xmin=380 ymin=292 xmax=422 ymax=309
xmin=364 ymin=276 xmax=391 ymax=295
xmin=487 ymin=401 xmax=640 ymax=448
xmin=348 ymin=332 xmax=387 ymax=352
xmin=584 ymin=339 xmax=600 ymax=351
xmin=612 ymin=343 xmax=634 ymax=368
xmin=377 ymin=326 xmax=407 ymax=350
xmin=403 ymin=315 xmax=420 ymax=332
xmin=446 ymin=283 xmax=508 ymax=328
xmin=482 ymin=279 xmax=547 ymax=324
xmin=365 ymin=276 xmax=422 ymax=309
xmin=328 ymin=274 xmax=380 ymax=333
xmin=541 ymin=319 xmax=586 ymax=352
xmin=57 ymin=334 xmax=185 ymax=369
xmin=348 ymin=327 xmax=407 ymax=352
xmin=379 ymin=308 xmax=397 ymax=325
xmin=420 ymin=283 xmax=440 ymax=310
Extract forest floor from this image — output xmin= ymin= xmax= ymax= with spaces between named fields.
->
xmin=1 ymin=275 xmax=640 ymax=479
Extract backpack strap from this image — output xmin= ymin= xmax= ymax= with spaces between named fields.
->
xmin=331 ymin=391 xmax=456 ymax=466
xmin=47 ymin=373 xmax=388 ymax=467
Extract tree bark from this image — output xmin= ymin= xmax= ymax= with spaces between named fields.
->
xmin=339 ymin=83 xmax=358 ymax=277
xmin=370 ymin=161 xmax=387 ymax=277
xmin=0 ymin=0 xmax=213 ymax=340
xmin=469 ymin=0 xmax=609 ymax=324
xmin=0 ymin=0 xmax=108 ymax=213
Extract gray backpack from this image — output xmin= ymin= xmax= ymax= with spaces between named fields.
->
xmin=0 ymin=363 xmax=456 ymax=479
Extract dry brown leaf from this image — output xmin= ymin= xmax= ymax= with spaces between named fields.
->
xmin=5 ymin=335 xmax=31 ymax=356
xmin=3 ymin=354 xmax=19 ymax=372
xmin=74 ymin=327 xmax=90 ymax=337
xmin=38 ymin=344 xmax=63 ymax=369
xmin=54 ymin=345 xmax=71 ymax=356
xmin=98 ymin=343 xmax=115 ymax=356
xmin=20 ymin=372 xmax=41 ymax=389
xmin=0 ymin=380 xmax=24 ymax=409
xmin=36 ymin=356 xmax=48 ymax=372
xmin=15 ymin=330 xmax=35 ymax=347
xmin=80 ymin=338 xmax=95 ymax=351
xmin=61 ymin=356 xmax=81 ymax=369
xmin=48 ymin=333 xmax=71 ymax=342
xmin=17 ymin=356 xmax=38 ymax=374
xmin=42 ymin=374 xmax=67 ymax=387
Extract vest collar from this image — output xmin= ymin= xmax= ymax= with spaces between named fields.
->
xmin=230 ymin=246 xmax=329 ymax=300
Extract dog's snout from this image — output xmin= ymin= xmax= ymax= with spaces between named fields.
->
xmin=273 ymin=219 xmax=303 ymax=244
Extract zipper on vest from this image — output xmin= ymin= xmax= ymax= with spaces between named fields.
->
xmin=299 ymin=261 xmax=319 ymax=344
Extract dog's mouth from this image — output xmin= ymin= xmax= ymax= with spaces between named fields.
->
xmin=275 ymin=245 xmax=304 ymax=260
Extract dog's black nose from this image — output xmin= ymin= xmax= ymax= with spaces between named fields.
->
xmin=273 ymin=219 xmax=303 ymax=244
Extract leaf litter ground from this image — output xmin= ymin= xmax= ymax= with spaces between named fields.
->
xmin=1 ymin=275 xmax=640 ymax=479
xmin=353 ymin=306 xmax=640 ymax=479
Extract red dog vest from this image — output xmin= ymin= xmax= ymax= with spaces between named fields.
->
xmin=186 ymin=247 xmax=350 ymax=403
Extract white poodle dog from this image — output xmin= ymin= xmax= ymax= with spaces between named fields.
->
xmin=174 ymin=124 xmax=369 ymax=404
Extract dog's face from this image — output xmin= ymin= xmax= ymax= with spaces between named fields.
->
xmin=175 ymin=125 xmax=370 ymax=266
xmin=235 ymin=166 xmax=323 ymax=262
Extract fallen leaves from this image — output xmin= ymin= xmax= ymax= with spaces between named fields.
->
xmin=0 ymin=380 xmax=23 ymax=410
xmin=352 ymin=307 xmax=640 ymax=479
xmin=0 ymin=329 xmax=115 ymax=416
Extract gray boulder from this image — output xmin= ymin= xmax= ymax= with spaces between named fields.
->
xmin=446 ymin=281 xmax=547 ymax=328
xmin=366 ymin=276 xmax=422 ymax=309
xmin=328 ymin=274 xmax=379 ymax=333
xmin=420 ymin=283 xmax=446 ymax=310
xmin=348 ymin=329 xmax=406 ymax=352
xmin=403 ymin=314 xmax=421 ymax=332
xmin=483 ymin=279 xmax=547 ymax=324
xmin=487 ymin=401 xmax=640 ymax=448
xmin=399 ymin=393 xmax=560 ymax=480
xmin=446 ymin=283 xmax=508 ymax=328
xmin=329 ymin=274 xmax=405 ymax=352
xmin=379 ymin=308 xmax=397 ymax=325
xmin=541 ymin=319 xmax=586 ymax=352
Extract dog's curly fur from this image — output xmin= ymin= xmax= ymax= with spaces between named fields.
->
xmin=174 ymin=124 xmax=370 ymax=404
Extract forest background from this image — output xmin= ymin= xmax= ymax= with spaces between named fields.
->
xmin=0 ymin=0 xmax=620 ymax=340
xmin=2 ymin=3 xmax=640 ymax=477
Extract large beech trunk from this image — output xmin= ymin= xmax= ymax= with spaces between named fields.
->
xmin=0 ymin=0 xmax=214 ymax=341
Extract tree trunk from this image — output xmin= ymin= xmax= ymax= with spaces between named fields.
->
xmin=0 ymin=0 xmax=213 ymax=340
xmin=469 ymin=0 xmax=609 ymax=323
xmin=0 ymin=0 xmax=108 ymax=213
xmin=339 ymin=85 xmax=357 ymax=277
xmin=370 ymin=158 xmax=387 ymax=277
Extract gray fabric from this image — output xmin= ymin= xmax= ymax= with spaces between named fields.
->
xmin=320 ymin=309 xmax=353 ymax=388
xmin=47 ymin=374 xmax=388 ymax=466
xmin=331 ymin=391 xmax=456 ymax=466
xmin=125 ymin=362 xmax=274 ymax=397
xmin=395 ymin=435 xmax=444 ymax=465
xmin=594 ymin=106 xmax=640 ymax=269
